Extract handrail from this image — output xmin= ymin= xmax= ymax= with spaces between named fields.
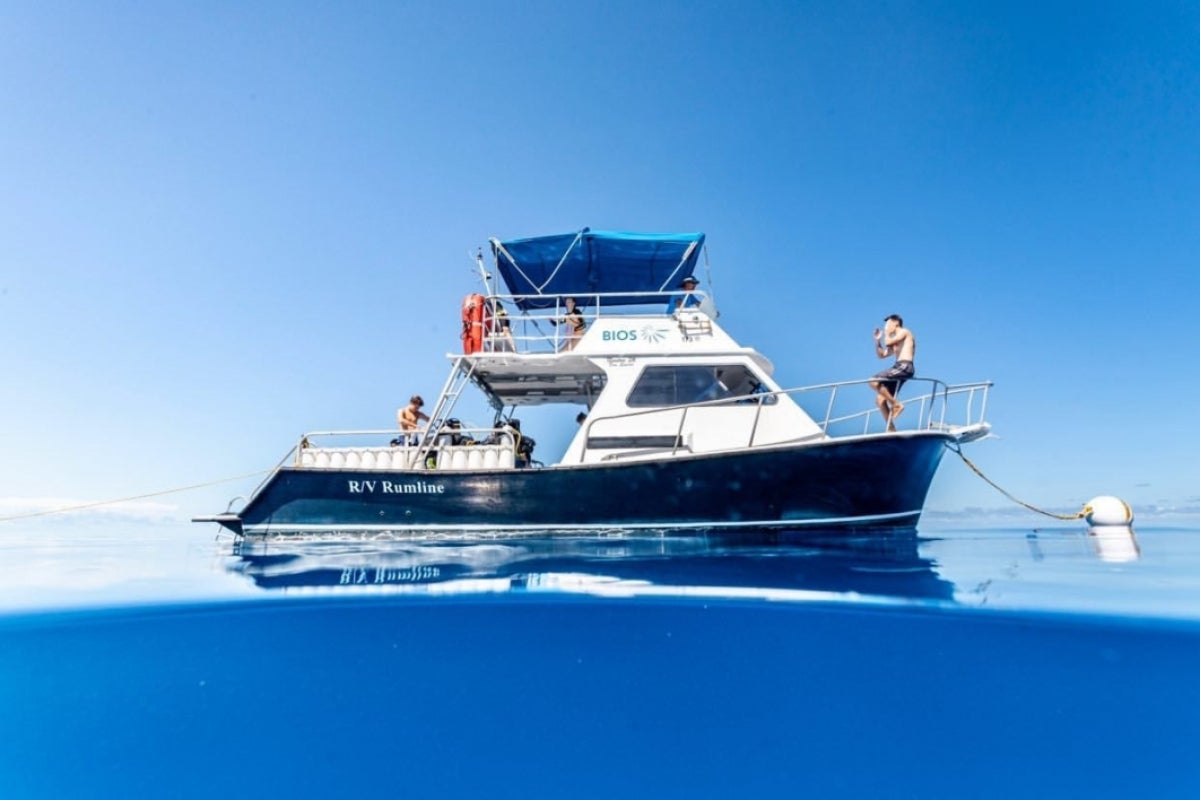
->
xmin=245 ymin=442 xmax=302 ymax=500
xmin=482 ymin=290 xmax=713 ymax=355
xmin=292 ymin=377 xmax=992 ymax=469
xmin=298 ymin=425 xmax=515 ymax=447
xmin=496 ymin=289 xmax=710 ymax=308
xmin=577 ymin=377 xmax=992 ymax=462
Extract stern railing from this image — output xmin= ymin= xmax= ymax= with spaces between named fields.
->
xmin=289 ymin=425 xmax=526 ymax=472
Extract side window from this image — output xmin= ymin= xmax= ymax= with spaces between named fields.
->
xmin=626 ymin=366 xmax=712 ymax=407
xmin=627 ymin=365 xmax=775 ymax=407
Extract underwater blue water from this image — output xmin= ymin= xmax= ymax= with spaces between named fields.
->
xmin=1 ymin=521 xmax=1198 ymax=798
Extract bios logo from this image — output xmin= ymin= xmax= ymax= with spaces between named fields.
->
xmin=601 ymin=326 xmax=670 ymax=344
xmin=640 ymin=325 xmax=669 ymax=343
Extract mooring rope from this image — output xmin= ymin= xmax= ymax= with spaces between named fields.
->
xmin=0 ymin=469 xmax=272 ymax=524
xmin=946 ymin=443 xmax=1085 ymax=521
xmin=3 ymin=449 xmax=1089 ymax=525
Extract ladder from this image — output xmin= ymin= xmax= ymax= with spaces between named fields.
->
xmin=676 ymin=310 xmax=714 ymax=340
xmin=408 ymin=357 xmax=479 ymax=469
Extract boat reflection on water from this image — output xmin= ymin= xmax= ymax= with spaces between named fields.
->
xmin=227 ymin=528 xmax=955 ymax=605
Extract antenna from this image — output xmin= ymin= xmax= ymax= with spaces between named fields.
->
xmin=472 ymin=247 xmax=493 ymax=293
xmin=701 ymin=243 xmax=720 ymax=318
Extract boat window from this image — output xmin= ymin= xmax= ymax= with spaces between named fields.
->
xmin=626 ymin=365 xmax=775 ymax=407
xmin=586 ymin=435 xmax=684 ymax=449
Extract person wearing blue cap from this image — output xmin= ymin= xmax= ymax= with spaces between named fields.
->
xmin=666 ymin=276 xmax=703 ymax=315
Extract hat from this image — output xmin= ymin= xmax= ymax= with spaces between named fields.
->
xmin=679 ymin=276 xmax=699 ymax=287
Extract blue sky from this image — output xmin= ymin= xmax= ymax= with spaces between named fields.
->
xmin=1 ymin=1 xmax=1196 ymax=525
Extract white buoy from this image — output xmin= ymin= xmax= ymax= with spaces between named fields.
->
xmin=1084 ymin=495 xmax=1133 ymax=526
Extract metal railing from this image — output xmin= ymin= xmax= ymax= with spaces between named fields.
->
xmin=289 ymin=422 xmax=525 ymax=472
xmin=795 ymin=377 xmax=991 ymax=436
xmin=578 ymin=377 xmax=992 ymax=462
xmin=273 ymin=378 xmax=991 ymax=472
xmin=479 ymin=290 xmax=714 ymax=355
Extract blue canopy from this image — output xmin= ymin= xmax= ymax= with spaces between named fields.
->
xmin=490 ymin=228 xmax=705 ymax=309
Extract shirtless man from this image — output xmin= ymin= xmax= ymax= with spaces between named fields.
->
xmin=397 ymin=394 xmax=429 ymax=444
xmin=870 ymin=314 xmax=916 ymax=432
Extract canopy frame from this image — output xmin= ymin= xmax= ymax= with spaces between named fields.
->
xmin=489 ymin=228 xmax=706 ymax=310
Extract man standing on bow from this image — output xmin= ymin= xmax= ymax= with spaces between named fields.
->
xmin=870 ymin=314 xmax=916 ymax=432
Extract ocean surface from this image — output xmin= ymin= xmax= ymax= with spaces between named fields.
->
xmin=1 ymin=519 xmax=1198 ymax=798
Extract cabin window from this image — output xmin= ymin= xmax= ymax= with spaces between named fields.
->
xmin=586 ymin=435 xmax=684 ymax=449
xmin=626 ymin=364 xmax=775 ymax=407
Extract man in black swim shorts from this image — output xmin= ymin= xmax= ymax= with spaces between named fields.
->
xmin=871 ymin=314 xmax=916 ymax=432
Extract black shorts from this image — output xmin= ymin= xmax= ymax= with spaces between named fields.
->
xmin=874 ymin=360 xmax=914 ymax=395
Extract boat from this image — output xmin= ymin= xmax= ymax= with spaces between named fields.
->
xmin=196 ymin=228 xmax=992 ymax=537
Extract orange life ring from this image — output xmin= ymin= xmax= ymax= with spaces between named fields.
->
xmin=461 ymin=294 xmax=487 ymax=354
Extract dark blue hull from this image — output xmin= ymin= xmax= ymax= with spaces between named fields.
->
xmin=230 ymin=433 xmax=951 ymax=536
